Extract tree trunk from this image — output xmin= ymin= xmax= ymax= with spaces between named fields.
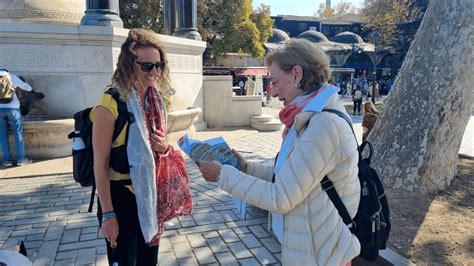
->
xmin=369 ymin=0 xmax=473 ymax=193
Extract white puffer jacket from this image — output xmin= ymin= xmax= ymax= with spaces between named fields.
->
xmin=218 ymin=94 xmax=361 ymax=265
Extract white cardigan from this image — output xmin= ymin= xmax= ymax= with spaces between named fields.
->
xmin=218 ymin=94 xmax=361 ymax=265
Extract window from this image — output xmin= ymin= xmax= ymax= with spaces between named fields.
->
xmin=298 ymin=23 xmax=307 ymax=31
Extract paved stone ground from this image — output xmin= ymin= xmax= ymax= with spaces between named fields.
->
xmin=0 ymin=129 xmax=285 ymax=265
xmin=0 ymin=107 xmax=472 ymax=265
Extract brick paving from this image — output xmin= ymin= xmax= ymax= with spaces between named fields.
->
xmin=0 ymin=129 xmax=285 ymax=265
xmin=0 ymin=107 xmax=472 ymax=265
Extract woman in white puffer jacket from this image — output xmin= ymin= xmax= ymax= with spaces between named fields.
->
xmin=199 ymin=39 xmax=361 ymax=265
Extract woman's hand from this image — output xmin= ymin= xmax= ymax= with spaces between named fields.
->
xmin=100 ymin=217 xmax=119 ymax=248
xmin=232 ymin=149 xmax=247 ymax=172
xmin=150 ymin=130 xmax=168 ymax=153
xmin=198 ymin=160 xmax=222 ymax=182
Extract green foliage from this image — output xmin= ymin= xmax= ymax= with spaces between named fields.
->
xmin=361 ymin=0 xmax=426 ymax=46
xmin=198 ymin=0 xmax=273 ymax=58
xmin=119 ymin=0 xmax=272 ymax=59
xmin=119 ymin=0 xmax=164 ymax=33
xmin=252 ymin=4 xmax=273 ymax=44
xmin=316 ymin=1 xmax=357 ymax=18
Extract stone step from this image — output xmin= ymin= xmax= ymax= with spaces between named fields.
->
xmin=250 ymin=114 xmax=274 ymax=124
xmin=250 ymin=118 xmax=283 ymax=132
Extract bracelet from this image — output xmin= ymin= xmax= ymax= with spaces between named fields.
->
xmin=102 ymin=211 xmax=116 ymax=223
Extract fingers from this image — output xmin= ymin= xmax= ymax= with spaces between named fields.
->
xmin=198 ymin=160 xmax=222 ymax=182
xmin=232 ymin=149 xmax=247 ymax=171
xmin=232 ymin=149 xmax=242 ymax=159
xmin=156 ymin=130 xmax=165 ymax=137
xmin=149 ymin=133 xmax=168 ymax=153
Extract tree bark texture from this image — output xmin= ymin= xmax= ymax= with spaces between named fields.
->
xmin=369 ymin=0 xmax=473 ymax=193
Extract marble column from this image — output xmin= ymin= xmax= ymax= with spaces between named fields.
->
xmin=80 ymin=0 xmax=123 ymax=27
xmin=163 ymin=0 xmax=176 ymax=35
xmin=172 ymin=0 xmax=201 ymax=40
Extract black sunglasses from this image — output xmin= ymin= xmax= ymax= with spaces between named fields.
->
xmin=136 ymin=61 xmax=165 ymax=72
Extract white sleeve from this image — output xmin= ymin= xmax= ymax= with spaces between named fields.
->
xmin=10 ymin=74 xmax=33 ymax=92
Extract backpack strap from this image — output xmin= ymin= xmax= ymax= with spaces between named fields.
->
xmin=321 ymin=176 xmax=356 ymax=233
xmin=104 ymin=88 xmax=134 ymax=141
xmin=320 ymin=109 xmax=359 ymax=233
xmin=87 ymin=88 xmax=133 ymax=213
xmin=322 ymin=109 xmax=358 ymax=147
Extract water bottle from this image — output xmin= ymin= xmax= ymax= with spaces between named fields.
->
xmin=72 ymin=131 xmax=86 ymax=150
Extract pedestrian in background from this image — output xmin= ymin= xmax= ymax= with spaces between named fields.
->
xmin=0 ymin=69 xmax=33 ymax=167
xmin=353 ymin=85 xmax=362 ymax=115
xmin=245 ymin=76 xmax=255 ymax=95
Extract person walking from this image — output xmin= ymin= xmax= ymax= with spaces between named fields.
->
xmin=265 ymin=82 xmax=273 ymax=104
xmin=91 ymin=28 xmax=192 ymax=265
xmin=198 ymin=39 xmax=360 ymax=265
xmin=372 ymin=81 xmax=380 ymax=103
xmin=353 ymin=85 xmax=363 ymax=115
xmin=245 ymin=76 xmax=255 ymax=96
xmin=0 ymin=69 xmax=33 ymax=167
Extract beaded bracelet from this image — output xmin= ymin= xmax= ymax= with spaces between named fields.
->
xmin=102 ymin=210 xmax=116 ymax=223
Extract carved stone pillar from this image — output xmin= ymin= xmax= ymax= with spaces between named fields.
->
xmin=163 ymin=0 xmax=176 ymax=35
xmin=172 ymin=0 xmax=201 ymax=40
xmin=80 ymin=0 xmax=123 ymax=27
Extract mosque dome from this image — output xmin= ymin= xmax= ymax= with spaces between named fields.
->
xmin=268 ymin=28 xmax=290 ymax=43
xmin=296 ymin=30 xmax=329 ymax=43
xmin=332 ymin=31 xmax=365 ymax=44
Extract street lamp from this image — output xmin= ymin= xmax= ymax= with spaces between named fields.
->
xmin=351 ymin=43 xmax=362 ymax=84
xmin=370 ymin=31 xmax=382 ymax=104
xmin=370 ymin=31 xmax=382 ymax=82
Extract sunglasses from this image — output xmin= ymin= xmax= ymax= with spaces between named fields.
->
xmin=136 ymin=61 xmax=165 ymax=72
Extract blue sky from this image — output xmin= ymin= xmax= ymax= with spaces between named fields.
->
xmin=252 ymin=0 xmax=364 ymax=16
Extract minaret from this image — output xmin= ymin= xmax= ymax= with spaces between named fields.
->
xmin=326 ymin=0 xmax=331 ymax=9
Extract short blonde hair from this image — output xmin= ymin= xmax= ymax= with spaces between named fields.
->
xmin=265 ymin=38 xmax=331 ymax=90
xmin=111 ymin=28 xmax=174 ymax=100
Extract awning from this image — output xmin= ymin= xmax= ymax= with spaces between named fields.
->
xmin=234 ymin=68 xmax=269 ymax=76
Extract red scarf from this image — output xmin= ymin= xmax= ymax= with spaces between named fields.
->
xmin=145 ymin=87 xmax=193 ymax=245
xmin=279 ymin=88 xmax=320 ymax=138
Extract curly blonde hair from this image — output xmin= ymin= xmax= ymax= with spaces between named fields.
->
xmin=111 ymin=28 xmax=174 ymax=101
xmin=265 ymin=38 xmax=331 ymax=91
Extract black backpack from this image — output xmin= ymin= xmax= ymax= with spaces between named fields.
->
xmin=68 ymin=88 xmax=133 ymax=212
xmin=321 ymin=109 xmax=391 ymax=262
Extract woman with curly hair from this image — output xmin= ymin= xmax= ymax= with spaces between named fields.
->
xmin=91 ymin=28 xmax=191 ymax=265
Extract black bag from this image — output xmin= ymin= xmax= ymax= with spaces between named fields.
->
xmin=67 ymin=88 xmax=133 ymax=212
xmin=321 ymin=109 xmax=391 ymax=262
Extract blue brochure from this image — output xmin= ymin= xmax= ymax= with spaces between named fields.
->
xmin=178 ymin=134 xmax=247 ymax=220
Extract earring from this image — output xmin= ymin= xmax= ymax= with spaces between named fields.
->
xmin=294 ymin=82 xmax=301 ymax=88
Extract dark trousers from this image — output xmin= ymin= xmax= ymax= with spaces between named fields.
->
xmin=97 ymin=181 xmax=159 ymax=266
xmin=353 ymin=99 xmax=362 ymax=114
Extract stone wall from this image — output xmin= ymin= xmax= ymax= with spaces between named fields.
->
xmin=203 ymin=76 xmax=262 ymax=128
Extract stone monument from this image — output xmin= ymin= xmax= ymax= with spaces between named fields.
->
xmin=0 ymin=0 xmax=206 ymax=159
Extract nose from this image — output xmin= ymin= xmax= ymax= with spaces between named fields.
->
xmin=149 ymin=65 xmax=159 ymax=75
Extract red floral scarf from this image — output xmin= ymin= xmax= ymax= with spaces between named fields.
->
xmin=145 ymin=87 xmax=193 ymax=245
xmin=279 ymin=87 xmax=321 ymax=138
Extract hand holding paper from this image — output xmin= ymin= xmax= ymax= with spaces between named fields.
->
xmin=198 ymin=160 xmax=222 ymax=182
xmin=177 ymin=134 xmax=240 ymax=170
xmin=178 ymin=134 xmax=248 ymax=220
xmin=232 ymin=149 xmax=247 ymax=173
